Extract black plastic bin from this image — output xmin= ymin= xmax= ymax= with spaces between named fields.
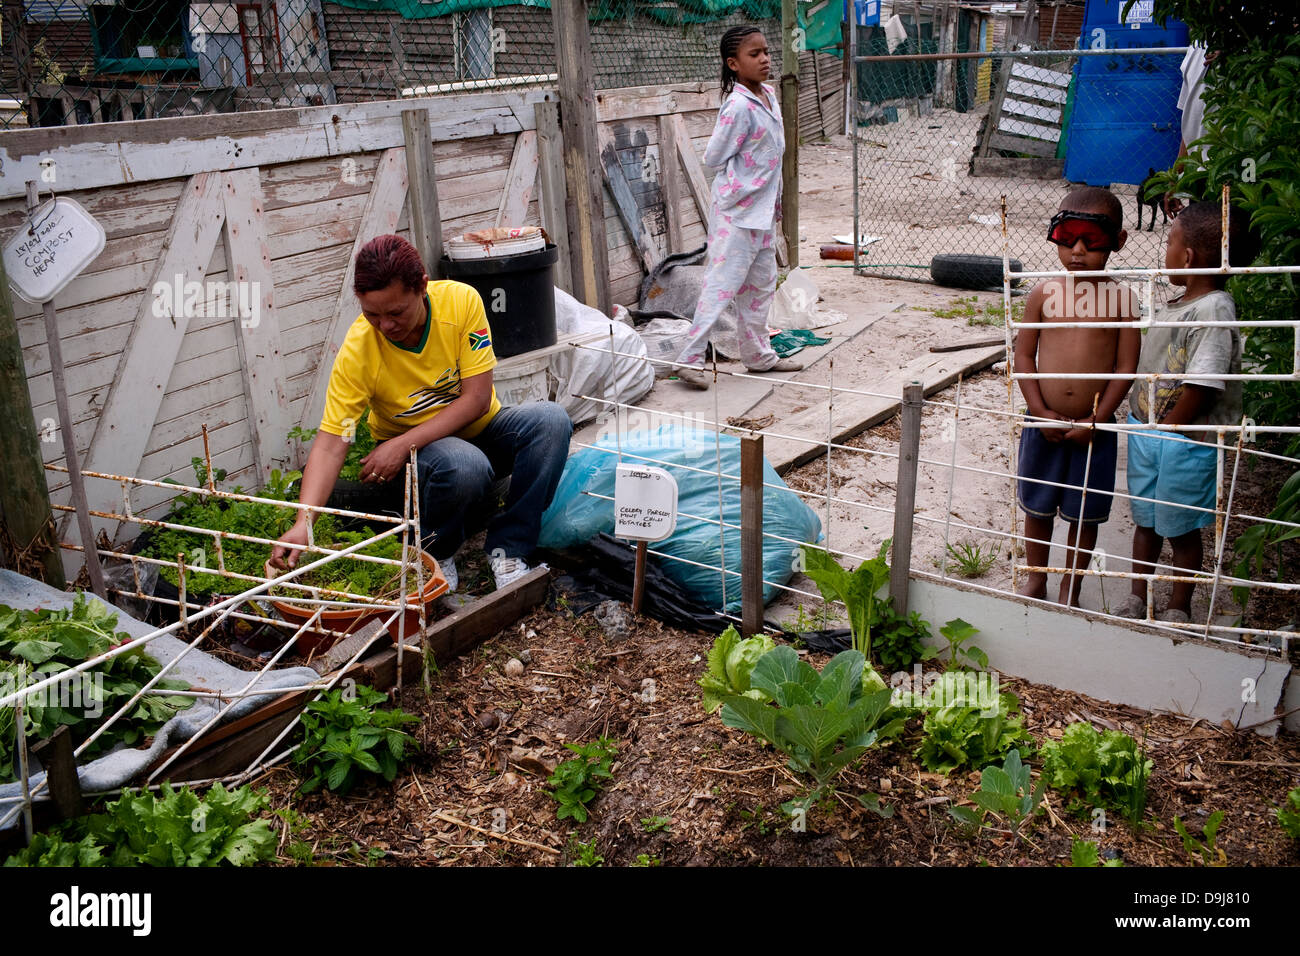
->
xmin=440 ymin=243 xmax=559 ymax=358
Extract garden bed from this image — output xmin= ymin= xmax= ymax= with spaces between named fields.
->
xmin=257 ymin=601 xmax=1300 ymax=867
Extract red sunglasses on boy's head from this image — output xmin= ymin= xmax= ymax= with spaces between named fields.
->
xmin=1047 ymin=210 xmax=1120 ymax=252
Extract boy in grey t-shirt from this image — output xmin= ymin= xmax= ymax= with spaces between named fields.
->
xmin=1116 ymin=202 xmax=1258 ymax=623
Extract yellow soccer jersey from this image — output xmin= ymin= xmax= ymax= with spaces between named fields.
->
xmin=320 ymin=280 xmax=501 ymax=441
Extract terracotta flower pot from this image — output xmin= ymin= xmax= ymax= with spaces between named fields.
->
xmin=264 ymin=549 xmax=448 ymax=656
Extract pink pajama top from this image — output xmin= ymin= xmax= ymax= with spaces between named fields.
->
xmin=703 ymin=82 xmax=785 ymax=231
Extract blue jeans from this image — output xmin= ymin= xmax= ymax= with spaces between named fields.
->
xmin=416 ymin=402 xmax=571 ymax=561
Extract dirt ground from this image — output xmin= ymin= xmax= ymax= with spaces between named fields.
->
xmin=261 ymin=605 xmax=1300 ymax=867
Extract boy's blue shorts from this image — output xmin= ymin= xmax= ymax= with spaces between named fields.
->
xmin=1126 ymin=413 xmax=1218 ymax=538
xmin=1017 ymin=419 xmax=1117 ymax=524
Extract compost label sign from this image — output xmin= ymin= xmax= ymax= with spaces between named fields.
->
xmin=614 ymin=464 xmax=678 ymax=542
xmin=2 ymin=197 xmax=106 ymax=304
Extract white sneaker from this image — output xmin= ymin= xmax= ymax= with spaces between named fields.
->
xmin=490 ymin=554 xmax=534 ymax=590
xmin=439 ymin=555 xmax=458 ymax=592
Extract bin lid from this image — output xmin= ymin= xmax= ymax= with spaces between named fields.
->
xmin=447 ymin=226 xmax=545 ymax=260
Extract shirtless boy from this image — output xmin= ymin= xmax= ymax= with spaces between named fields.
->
xmin=1014 ymin=187 xmax=1141 ymax=605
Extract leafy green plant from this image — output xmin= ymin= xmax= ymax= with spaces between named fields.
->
xmin=922 ymin=618 xmax=988 ymax=672
xmin=630 ymin=853 xmax=661 ymax=867
xmin=697 ymin=626 xmax=776 ymax=714
xmin=547 ymin=737 xmax=619 ymax=822
xmin=1070 ymin=836 xmax=1124 ymax=867
xmin=914 ymin=671 xmax=1032 ymax=774
xmin=567 ymin=837 xmax=604 ymax=867
xmin=719 ymin=646 xmax=905 ymax=814
xmin=943 ymin=540 xmax=1000 ymax=578
xmin=1039 ymin=723 xmax=1152 ymax=825
xmin=4 ymin=783 xmax=276 ymax=867
xmin=293 ymin=685 xmax=420 ymax=794
xmin=949 ymin=750 xmax=1045 ymax=846
xmin=872 ymin=604 xmax=931 ymax=672
xmin=800 ymin=541 xmax=891 ymax=659
xmin=0 ymin=594 xmax=194 ymax=783
xmin=1173 ymin=810 xmax=1227 ymax=866
xmin=290 ymin=412 xmax=376 ymax=482
xmin=1231 ymin=469 xmax=1300 ymax=612
xmin=640 ymin=815 xmax=672 ymax=833
xmin=1276 ymin=788 xmax=1300 ymax=838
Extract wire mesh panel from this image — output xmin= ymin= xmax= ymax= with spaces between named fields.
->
xmin=850 ymin=44 xmax=1188 ymax=283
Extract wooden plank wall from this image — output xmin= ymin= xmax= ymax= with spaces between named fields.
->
xmin=0 ymin=84 xmax=720 ymax=545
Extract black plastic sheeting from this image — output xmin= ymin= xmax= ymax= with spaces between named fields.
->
xmin=539 ymin=534 xmax=731 ymax=634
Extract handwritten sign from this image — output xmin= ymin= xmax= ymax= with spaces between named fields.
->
xmin=3 ymin=198 xmax=106 ymax=304
xmin=614 ymin=464 xmax=678 ymax=542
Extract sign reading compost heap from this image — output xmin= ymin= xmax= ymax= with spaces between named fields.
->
xmin=614 ymin=464 xmax=678 ymax=542
xmin=2 ymin=197 xmax=106 ymax=304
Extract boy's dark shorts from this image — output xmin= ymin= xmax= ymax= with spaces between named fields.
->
xmin=1016 ymin=419 xmax=1117 ymax=524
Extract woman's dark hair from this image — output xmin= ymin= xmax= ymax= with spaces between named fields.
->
xmin=353 ymin=234 xmax=427 ymax=295
xmin=719 ymin=25 xmax=763 ymax=100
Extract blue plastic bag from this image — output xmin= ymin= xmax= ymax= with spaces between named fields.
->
xmin=539 ymin=427 xmax=822 ymax=612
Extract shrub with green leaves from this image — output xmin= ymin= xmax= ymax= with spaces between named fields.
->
xmin=720 ymin=646 xmax=906 ymax=813
xmin=697 ymin=626 xmax=775 ymax=714
xmin=873 ymin=604 xmax=931 ymax=672
xmin=1 ymin=594 xmax=193 ymax=784
xmin=547 ymin=737 xmax=619 ymax=822
xmin=4 ymin=783 xmax=276 ymax=867
xmin=1039 ymin=722 xmax=1152 ymax=824
xmin=293 ymin=684 xmax=420 ymax=794
xmin=1277 ymin=788 xmax=1300 ymax=839
xmin=1231 ymin=469 xmax=1300 ymax=613
xmin=914 ymin=672 xmax=1032 ymax=774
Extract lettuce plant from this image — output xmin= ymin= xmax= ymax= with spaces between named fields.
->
xmin=1039 ymin=722 xmax=1152 ymax=824
xmin=915 ymin=672 xmax=1032 ymax=774
xmin=697 ymin=626 xmax=775 ymax=714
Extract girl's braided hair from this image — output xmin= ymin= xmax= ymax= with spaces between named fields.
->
xmin=719 ymin=25 xmax=764 ymax=100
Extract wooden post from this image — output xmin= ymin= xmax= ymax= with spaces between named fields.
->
xmin=740 ymin=434 xmax=765 ymax=637
xmin=552 ymin=0 xmax=611 ymax=314
xmin=658 ymin=115 xmax=685 ymax=255
xmin=535 ymin=100 xmax=574 ymax=294
xmin=632 ymin=540 xmax=647 ymax=615
xmin=31 ymin=727 xmax=83 ymax=821
xmin=889 ymin=381 xmax=923 ymax=614
xmin=0 ymin=255 xmax=63 ymax=586
xmin=401 ymin=109 xmax=444 ymax=279
xmin=780 ymin=0 xmax=800 ymax=268
xmin=26 ymin=182 xmax=106 ymax=598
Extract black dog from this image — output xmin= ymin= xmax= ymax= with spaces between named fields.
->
xmin=1137 ymin=167 xmax=1167 ymax=232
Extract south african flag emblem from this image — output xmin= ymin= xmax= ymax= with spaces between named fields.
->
xmin=469 ymin=328 xmax=491 ymax=351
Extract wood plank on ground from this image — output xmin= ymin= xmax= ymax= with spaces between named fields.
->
xmin=759 ymin=343 xmax=1007 ymax=475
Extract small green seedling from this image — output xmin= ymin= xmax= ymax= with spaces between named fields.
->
xmin=1173 ymin=810 xmax=1227 ymax=866
xmin=630 ymin=853 xmax=662 ymax=867
xmin=547 ymin=737 xmax=619 ymax=823
xmin=949 ymin=750 xmax=1046 ymax=847
xmin=923 ymin=617 xmax=989 ymax=671
xmin=1278 ymin=788 xmax=1300 ymax=838
xmin=1069 ymin=835 xmax=1123 ymax=867
xmin=943 ymin=540 xmax=1000 ymax=578
xmin=640 ymin=816 xmax=672 ymax=833
xmin=568 ymin=838 xmax=604 ymax=867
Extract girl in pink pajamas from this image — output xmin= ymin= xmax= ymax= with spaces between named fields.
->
xmin=676 ymin=25 xmax=804 ymax=390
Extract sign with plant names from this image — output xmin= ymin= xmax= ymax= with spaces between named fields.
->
xmin=614 ymin=464 xmax=678 ymax=542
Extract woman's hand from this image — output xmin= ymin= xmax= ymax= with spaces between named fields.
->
xmin=359 ymin=437 xmax=415 ymax=484
xmin=270 ymin=519 xmax=311 ymax=571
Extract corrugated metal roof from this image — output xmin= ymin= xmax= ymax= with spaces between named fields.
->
xmin=24 ymin=0 xmax=91 ymax=23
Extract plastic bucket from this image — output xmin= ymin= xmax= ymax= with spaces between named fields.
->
xmin=446 ymin=227 xmax=546 ymax=261
xmin=440 ymin=244 xmax=559 ymax=359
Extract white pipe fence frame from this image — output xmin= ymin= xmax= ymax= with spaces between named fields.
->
xmin=2 ymin=458 xmax=431 ymax=836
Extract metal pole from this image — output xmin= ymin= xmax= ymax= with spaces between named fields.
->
xmin=890 ymin=381 xmax=924 ymax=613
xmin=740 ymin=434 xmax=764 ymax=636
xmin=26 ymin=182 xmax=107 ymax=598
xmin=849 ymin=7 xmax=859 ymax=274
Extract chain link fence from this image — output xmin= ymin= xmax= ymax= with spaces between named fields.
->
xmin=0 ymin=0 xmax=797 ymax=129
xmin=850 ymin=42 xmax=1189 ymax=286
